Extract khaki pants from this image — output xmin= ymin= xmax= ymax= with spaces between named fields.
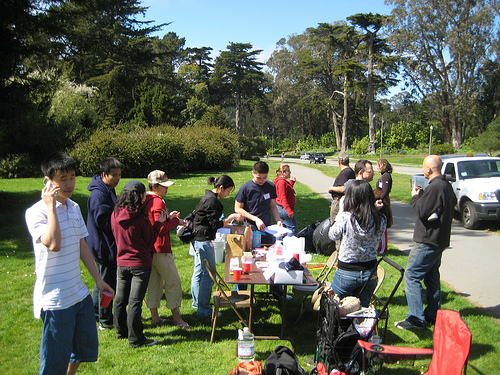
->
xmin=147 ymin=253 xmax=182 ymax=310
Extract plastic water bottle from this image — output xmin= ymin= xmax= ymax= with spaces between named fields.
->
xmin=237 ymin=327 xmax=255 ymax=361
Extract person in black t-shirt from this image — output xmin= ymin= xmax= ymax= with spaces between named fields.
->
xmin=327 ymin=152 xmax=355 ymax=222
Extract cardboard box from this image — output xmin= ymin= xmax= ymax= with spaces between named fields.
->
xmin=273 ymin=268 xmax=304 ymax=285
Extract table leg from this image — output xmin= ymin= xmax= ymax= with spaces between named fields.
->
xmin=281 ymin=285 xmax=287 ymax=338
xmin=249 ymin=284 xmax=254 ymax=332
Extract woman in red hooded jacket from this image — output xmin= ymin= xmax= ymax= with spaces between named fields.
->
xmin=274 ymin=164 xmax=298 ymax=236
xmin=111 ymin=180 xmax=166 ymax=348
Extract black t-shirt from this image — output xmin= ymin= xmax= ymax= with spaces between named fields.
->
xmin=331 ymin=167 xmax=355 ymax=198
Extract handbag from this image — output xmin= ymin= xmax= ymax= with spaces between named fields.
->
xmin=176 ymin=211 xmax=196 ymax=243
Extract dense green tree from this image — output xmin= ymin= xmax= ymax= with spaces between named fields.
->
xmin=387 ymin=0 xmax=497 ymax=148
xmin=212 ymin=42 xmax=265 ymax=135
xmin=348 ymin=13 xmax=399 ymax=154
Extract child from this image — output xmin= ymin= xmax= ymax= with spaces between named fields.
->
xmin=111 ymin=180 xmax=166 ymax=348
xmin=25 ymin=153 xmax=114 ymax=375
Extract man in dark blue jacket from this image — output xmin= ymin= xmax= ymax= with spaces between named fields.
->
xmin=395 ymin=155 xmax=457 ymax=330
xmin=87 ymin=157 xmax=123 ymax=330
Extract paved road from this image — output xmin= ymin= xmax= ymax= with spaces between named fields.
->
xmin=274 ymin=157 xmax=500 ymax=318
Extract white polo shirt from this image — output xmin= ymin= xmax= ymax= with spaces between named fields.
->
xmin=25 ymin=198 xmax=89 ymax=319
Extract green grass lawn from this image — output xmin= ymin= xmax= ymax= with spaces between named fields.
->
xmin=1 ymin=160 xmax=499 ymax=374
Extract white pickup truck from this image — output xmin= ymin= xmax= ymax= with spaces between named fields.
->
xmin=411 ymin=155 xmax=500 ymax=229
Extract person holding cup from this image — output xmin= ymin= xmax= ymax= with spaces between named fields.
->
xmin=190 ymin=175 xmax=243 ymax=319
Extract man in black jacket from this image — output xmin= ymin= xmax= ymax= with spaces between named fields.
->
xmin=395 ymin=155 xmax=457 ymax=330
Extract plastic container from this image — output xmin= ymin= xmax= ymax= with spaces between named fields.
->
xmin=213 ymin=240 xmax=225 ymax=263
xmin=252 ymin=231 xmax=262 ymax=248
xmin=237 ymin=327 xmax=255 ymax=361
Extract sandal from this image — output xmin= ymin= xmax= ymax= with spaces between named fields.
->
xmin=151 ymin=318 xmax=167 ymax=327
xmin=176 ymin=322 xmax=192 ymax=330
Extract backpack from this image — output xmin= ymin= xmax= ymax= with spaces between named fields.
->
xmin=312 ymin=218 xmax=336 ymax=256
xmin=264 ymin=346 xmax=306 ymax=375
xmin=176 ymin=211 xmax=196 ymax=243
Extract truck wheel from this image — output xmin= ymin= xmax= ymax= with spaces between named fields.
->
xmin=461 ymin=201 xmax=480 ymax=229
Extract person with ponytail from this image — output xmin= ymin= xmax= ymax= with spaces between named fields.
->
xmin=328 ymin=180 xmax=387 ymax=307
xmin=190 ymin=175 xmax=244 ymax=318
xmin=274 ymin=164 xmax=298 ymax=236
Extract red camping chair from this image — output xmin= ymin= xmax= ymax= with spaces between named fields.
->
xmin=357 ymin=309 xmax=471 ymax=375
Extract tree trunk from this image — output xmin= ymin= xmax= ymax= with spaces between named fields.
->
xmin=235 ymin=94 xmax=242 ymax=135
xmin=367 ymin=32 xmax=376 ymax=154
xmin=341 ymin=73 xmax=349 ymax=152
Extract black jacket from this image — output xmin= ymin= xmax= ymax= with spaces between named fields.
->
xmin=412 ymin=175 xmax=457 ymax=248
xmin=193 ymin=190 xmax=224 ymax=241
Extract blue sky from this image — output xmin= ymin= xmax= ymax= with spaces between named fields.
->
xmin=139 ymin=0 xmax=394 ymax=63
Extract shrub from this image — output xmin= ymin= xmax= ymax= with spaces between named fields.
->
xmin=0 ymin=154 xmax=39 ymax=178
xmin=239 ymin=136 xmax=267 ymax=159
xmin=432 ymin=144 xmax=455 ymax=155
xmin=71 ymin=125 xmax=239 ymax=177
xmin=351 ymin=136 xmax=370 ymax=155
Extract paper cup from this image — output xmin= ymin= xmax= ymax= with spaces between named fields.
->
xmin=233 ymin=267 xmax=242 ymax=281
xmin=100 ymin=291 xmax=113 ymax=308
xmin=242 ymin=260 xmax=252 ymax=273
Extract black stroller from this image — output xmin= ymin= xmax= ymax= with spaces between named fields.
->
xmin=310 ymin=256 xmax=405 ymax=375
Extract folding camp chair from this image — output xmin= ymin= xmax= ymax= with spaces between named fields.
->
xmin=312 ymin=256 xmax=405 ymax=374
xmin=292 ymin=250 xmax=338 ymax=323
xmin=357 ymin=309 xmax=471 ymax=375
xmin=204 ymin=259 xmax=256 ymax=343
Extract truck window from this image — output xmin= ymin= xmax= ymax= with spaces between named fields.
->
xmin=444 ymin=163 xmax=456 ymax=179
xmin=458 ymin=161 xmax=479 ymax=178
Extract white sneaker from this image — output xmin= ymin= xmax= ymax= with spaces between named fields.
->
xmin=144 ymin=338 xmax=158 ymax=347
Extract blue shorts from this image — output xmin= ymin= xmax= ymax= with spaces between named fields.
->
xmin=39 ymin=294 xmax=98 ymax=375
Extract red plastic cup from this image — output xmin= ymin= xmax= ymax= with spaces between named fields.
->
xmin=233 ymin=267 xmax=242 ymax=281
xmin=293 ymin=253 xmax=300 ymax=261
xmin=100 ymin=291 xmax=113 ymax=308
xmin=242 ymin=260 xmax=252 ymax=273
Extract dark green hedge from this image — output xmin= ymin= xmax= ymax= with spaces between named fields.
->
xmin=71 ymin=125 xmax=240 ymax=177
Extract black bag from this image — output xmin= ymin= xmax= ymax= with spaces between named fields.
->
xmin=312 ymin=218 xmax=336 ymax=256
xmin=264 ymin=345 xmax=306 ymax=375
xmin=314 ymin=294 xmax=362 ymax=373
xmin=297 ymin=220 xmax=321 ymax=253
xmin=176 ymin=211 xmax=196 ymax=243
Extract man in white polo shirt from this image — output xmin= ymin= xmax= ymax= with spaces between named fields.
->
xmin=25 ymin=153 xmax=114 ymax=375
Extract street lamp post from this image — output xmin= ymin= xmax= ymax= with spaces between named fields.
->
xmin=380 ymin=118 xmax=384 ymax=159
xmin=429 ymin=125 xmax=434 ymax=155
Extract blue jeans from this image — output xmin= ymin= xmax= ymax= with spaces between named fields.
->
xmin=331 ymin=267 xmax=377 ymax=307
xmin=277 ymin=204 xmax=298 ymax=236
xmin=191 ymin=241 xmax=215 ymax=318
xmin=114 ymin=266 xmax=151 ymax=347
xmin=40 ymin=294 xmax=98 ymax=375
xmin=92 ymin=260 xmax=116 ymax=327
xmin=404 ymin=243 xmax=443 ymax=326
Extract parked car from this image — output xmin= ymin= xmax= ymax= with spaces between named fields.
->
xmin=411 ymin=155 xmax=500 ymax=229
xmin=309 ymin=153 xmax=326 ymax=164
xmin=300 ymin=152 xmax=312 ymax=160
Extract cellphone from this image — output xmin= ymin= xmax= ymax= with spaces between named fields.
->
xmin=43 ymin=177 xmax=54 ymax=189
xmin=43 ymin=178 xmax=58 ymax=195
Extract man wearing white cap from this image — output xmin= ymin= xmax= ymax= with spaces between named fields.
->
xmin=143 ymin=170 xmax=191 ymax=329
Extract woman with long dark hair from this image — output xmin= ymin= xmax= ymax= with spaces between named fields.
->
xmin=111 ymin=180 xmax=166 ymax=348
xmin=190 ymin=175 xmax=243 ymax=318
xmin=328 ymin=180 xmax=387 ymax=307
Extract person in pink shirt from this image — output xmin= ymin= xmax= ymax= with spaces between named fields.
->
xmin=274 ymin=164 xmax=298 ymax=236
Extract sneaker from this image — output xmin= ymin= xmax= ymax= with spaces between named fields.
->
xmin=98 ymin=323 xmax=113 ymax=331
xmin=144 ymin=338 xmax=158 ymax=347
xmin=394 ymin=319 xmax=423 ymax=330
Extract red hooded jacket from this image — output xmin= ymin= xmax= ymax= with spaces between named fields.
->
xmin=111 ymin=207 xmax=162 ymax=268
xmin=274 ymin=176 xmax=296 ymax=216
xmin=143 ymin=192 xmax=180 ymax=254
